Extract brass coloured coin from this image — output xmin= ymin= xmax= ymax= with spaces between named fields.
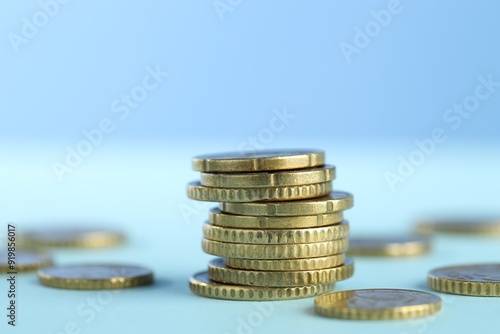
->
xmin=226 ymin=254 xmax=346 ymax=271
xmin=18 ymin=227 xmax=125 ymax=248
xmin=348 ymin=235 xmax=430 ymax=257
xmin=0 ymin=251 xmax=53 ymax=273
xmin=416 ymin=219 xmax=500 ymax=236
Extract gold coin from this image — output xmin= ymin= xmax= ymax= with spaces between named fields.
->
xmin=208 ymin=257 xmax=354 ymax=287
xmin=315 ymin=289 xmax=442 ymax=320
xmin=0 ymin=251 xmax=53 ymax=273
xmin=226 ymin=254 xmax=346 ymax=271
xmin=220 ymin=191 xmax=353 ymax=216
xmin=200 ymin=165 xmax=335 ymax=188
xmin=192 ymin=149 xmax=325 ymax=172
xmin=202 ymin=238 xmax=348 ymax=259
xmin=209 ymin=208 xmax=344 ymax=229
xmin=348 ymin=236 xmax=430 ymax=257
xmin=38 ymin=264 xmax=153 ymax=290
xmin=203 ymin=221 xmax=349 ymax=244
xmin=428 ymin=264 xmax=500 ymax=296
xmin=415 ymin=219 xmax=500 ymax=236
xmin=187 ymin=181 xmax=332 ymax=202
xmin=189 ymin=272 xmax=334 ymax=301
xmin=18 ymin=227 xmax=125 ymax=248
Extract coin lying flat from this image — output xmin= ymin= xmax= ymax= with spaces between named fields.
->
xmin=428 ymin=264 xmax=500 ymax=296
xmin=220 ymin=191 xmax=353 ymax=216
xmin=208 ymin=257 xmax=354 ymax=287
xmin=226 ymin=254 xmax=346 ymax=271
xmin=18 ymin=227 xmax=125 ymax=248
xmin=38 ymin=264 xmax=154 ymax=290
xmin=209 ymin=208 xmax=344 ymax=229
xmin=200 ymin=165 xmax=335 ymax=188
xmin=203 ymin=221 xmax=349 ymax=244
xmin=416 ymin=219 xmax=500 ymax=236
xmin=315 ymin=289 xmax=442 ymax=320
xmin=0 ymin=251 xmax=53 ymax=273
xmin=348 ymin=236 xmax=430 ymax=257
xmin=192 ymin=150 xmax=325 ymax=172
xmin=190 ymin=272 xmax=334 ymax=301
xmin=187 ymin=181 xmax=332 ymax=202
xmin=202 ymin=238 xmax=349 ymax=259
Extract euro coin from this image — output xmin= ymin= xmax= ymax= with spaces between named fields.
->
xmin=0 ymin=251 xmax=53 ymax=273
xmin=220 ymin=191 xmax=353 ymax=216
xmin=192 ymin=149 xmax=325 ymax=172
xmin=416 ymin=219 xmax=500 ymax=236
xmin=348 ymin=235 xmax=430 ymax=256
xmin=208 ymin=257 xmax=354 ymax=287
xmin=189 ymin=272 xmax=334 ymax=301
xmin=428 ymin=264 xmax=500 ymax=296
xmin=202 ymin=238 xmax=349 ymax=259
xmin=203 ymin=221 xmax=349 ymax=244
xmin=200 ymin=165 xmax=335 ymax=188
xmin=38 ymin=264 xmax=153 ymax=290
xmin=315 ymin=289 xmax=442 ymax=320
xmin=209 ymin=208 xmax=344 ymax=229
xmin=226 ymin=254 xmax=346 ymax=271
xmin=18 ymin=227 xmax=125 ymax=248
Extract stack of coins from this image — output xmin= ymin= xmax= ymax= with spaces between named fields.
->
xmin=187 ymin=150 xmax=355 ymax=301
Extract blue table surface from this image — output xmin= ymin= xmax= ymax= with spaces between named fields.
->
xmin=1 ymin=140 xmax=499 ymax=334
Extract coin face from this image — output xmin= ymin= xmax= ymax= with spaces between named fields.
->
xmin=189 ymin=272 xmax=335 ymax=301
xmin=348 ymin=235 xmax=430 ymax=256
xmin=428 ymin=264 xmax=500 ymax=296
xmin=220 ymin=191 xmax=353 ymax=216
xmin=315 ymin=289 xmax=442 ymax=320
xmin=416 ymin=219 xmax=500 ymax=236
xmin=0 ymin=251 xmax=53 ymax=272
xmin=19 ymin=227 xmax=125 ymax=248
xmin=38 ymin=264 xmax=153 ymax=290
xmin=192 ymin=149 xmax=325 ymax=172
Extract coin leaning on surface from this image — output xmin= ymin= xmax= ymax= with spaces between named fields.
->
xmin=428 ymin=263 xmax=500 ymax=296
xmin=209 ymin=208 xmax=344 ymax=229
xmin=226 ymin=254 xmax=346 ymax=271
xmin=38 ymin=264 xmax=154 ymax=290
xmin=192 ymin=149 xmax=325 ymax=172
xmin=202 ymin=238 xmax=349 ymax=259
xmin=208 ymin=257 xmax=354 ymax=287
xmin=187 ymin=181 xmax=332 ymax=202
xmin=314 ymin=289 xmax=442 ymax=320
xmin=348 ymin=235 xmax=430 ymax=257
xmin=18 ymin=227 xmax=125 ymax=248
xmin=220 ymin=191 xmax=353 ymax=216
xmin=203 ymin=221 xmax=350 ymax=244
xmin=189 ymin=272 xmax=335 ymax=301
xmin=200 ymin=165 xmax=335 ymax=188
xmin=0 ymin=251 xmax=53 ymax=273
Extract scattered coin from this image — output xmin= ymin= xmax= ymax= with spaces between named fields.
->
xmin=202 ymin=238 xmax=349 ymax=259
xmin=192 ymin=149 xmax=325 ymax=172
xmin=189 ymin=272 xmax=334 ymax=301
xmin=226 ymin=254 xmax=346 ymax=271
xmin=220 ymin=191 xmax=353 ymax=216
xmin=187 ymin=181 xmax=332 ymax=202
xmin=348 ymin=235 xmax=430 ymax=257
xmin=203 ymin=221 xmax=349 ymax=244
xmin=18 ymin=227 xmax=125 ymax=248
xmin=314 ymin=289 xmax=442 ymax=320
xmin=0 ymin=251 xmax=53 ymax=273
xmin=428 ymin=263 xmax=500 ymax=296
xmin=38 ymin=264 xmax=153 ymax=290
xmin=208 ymin=257 xmax=354 ymax=287
xmin=200 ymin=165 xmax=335 ymax=188
xmin=209 ymin=208 xmax=344 ymax=229
xmin=416 ymin=219 xmax=500 ymax=236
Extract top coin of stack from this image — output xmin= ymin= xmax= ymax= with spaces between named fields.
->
xmin=187 ymin=150 xmax=355 ymax=301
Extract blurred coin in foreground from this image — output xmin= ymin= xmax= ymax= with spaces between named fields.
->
xmin=0 ymin=251 xmax=53 ymax=273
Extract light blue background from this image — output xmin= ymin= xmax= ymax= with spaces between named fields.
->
xmin=1 ymin=1 xmax=499 ymax=334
